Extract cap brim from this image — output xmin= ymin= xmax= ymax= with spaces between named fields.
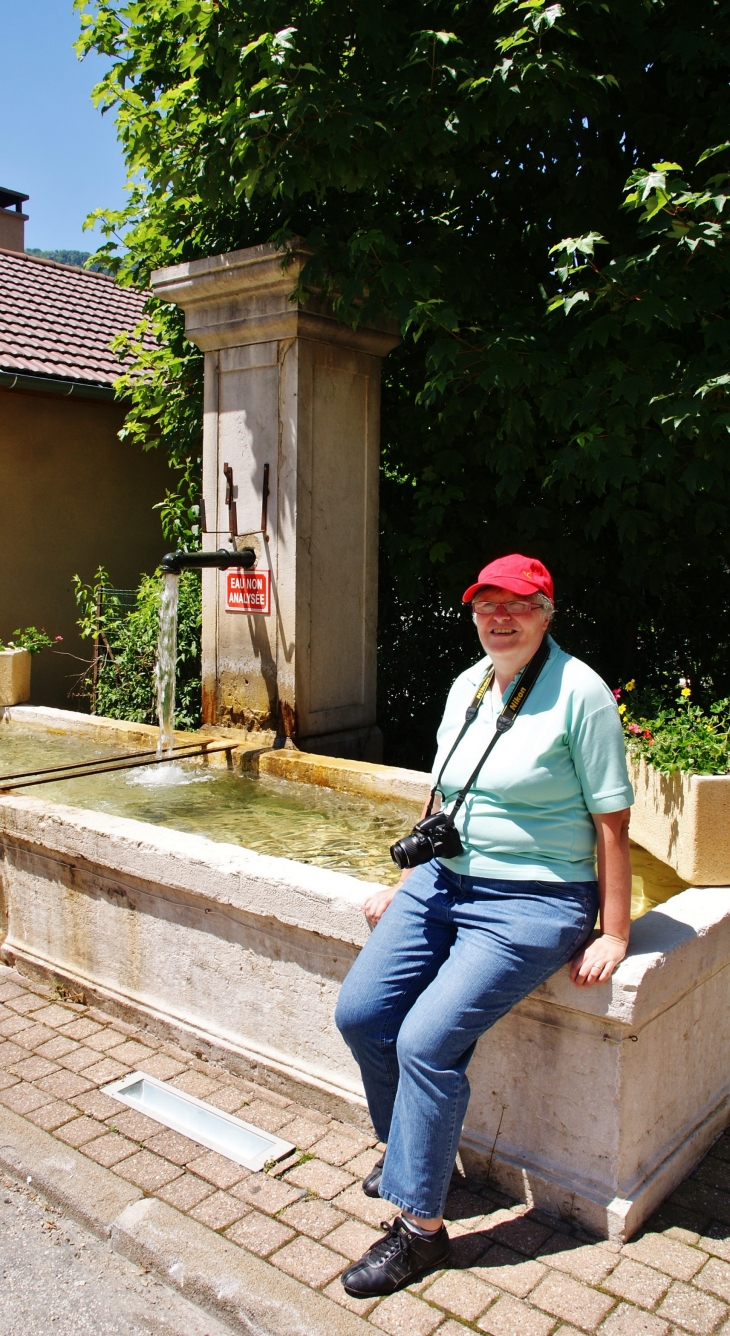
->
xmin=462 ymin=576 xmax=542 ymax=604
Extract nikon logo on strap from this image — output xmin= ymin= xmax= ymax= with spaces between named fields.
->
xmin=499 ymin=682 xmax=529 ymax=729
xmin=464 ymin=667 xmax=495 ymax=722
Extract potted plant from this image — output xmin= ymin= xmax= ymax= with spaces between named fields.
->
xmin=619 ymin=681 xmax=730 ymax=886
xmin=0 ymin=628 xmax=61 ymax=707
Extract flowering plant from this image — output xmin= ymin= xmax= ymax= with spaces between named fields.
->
xmin=0 ymin=628 xmax=62 ymax=656
xmin=617 ymin=680 xmax=730 ymax=776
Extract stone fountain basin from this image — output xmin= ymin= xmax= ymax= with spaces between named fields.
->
xmin=0 ymin=706 xmax=728 ymax=1243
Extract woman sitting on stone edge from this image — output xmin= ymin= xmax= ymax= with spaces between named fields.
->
xmin=335 ymin=553 xmax=634 ymax=1298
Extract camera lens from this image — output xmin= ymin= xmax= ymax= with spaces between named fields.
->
xmin=390 ymin=833 xmax=425 ymax=869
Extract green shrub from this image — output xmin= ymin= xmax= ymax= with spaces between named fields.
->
xmin=618 ymin=681 xmax=730 ymax=777
xmin=73 ymin=567 xmax=202 ymax=730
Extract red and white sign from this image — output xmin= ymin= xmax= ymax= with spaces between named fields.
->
xmin=226 ymin=568 xmax=270 ymax=614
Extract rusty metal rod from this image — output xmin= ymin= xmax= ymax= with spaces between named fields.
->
xmin=0 ymin=743 xmax=234 ymax=793
xmin=0 ymin=739 xmax=221 ymax=785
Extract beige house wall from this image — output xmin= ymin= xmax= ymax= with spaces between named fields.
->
xmin=0 ymin=387 xmax=171 ymax=708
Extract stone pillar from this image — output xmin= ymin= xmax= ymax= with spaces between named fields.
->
xmin=151 ymin=244 xmax=399 ymax=758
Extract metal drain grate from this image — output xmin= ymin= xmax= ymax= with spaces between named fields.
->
xmin=102 ymin=1071 xmax=295 ymax=1171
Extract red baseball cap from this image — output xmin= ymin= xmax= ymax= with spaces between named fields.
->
xmin=462 ymin=554 xmax=554 ymax=604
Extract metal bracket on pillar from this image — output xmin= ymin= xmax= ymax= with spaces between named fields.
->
xmin=261 ymin=462 xmax=270 ymax=538
xmin=223 ymin=462 xmax=238 ymax=537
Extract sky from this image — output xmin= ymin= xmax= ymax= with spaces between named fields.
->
xmin=0 ymin=0 xmax=126 ymax=253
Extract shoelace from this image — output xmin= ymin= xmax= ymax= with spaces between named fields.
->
xmin=365 ymin=1219 xmax=413 ymax=1266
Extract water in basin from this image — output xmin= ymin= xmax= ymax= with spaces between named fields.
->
xmin=0 ymin=721 xmax=690 ymax=905
xmin=630 ymin=841 xmax=689 ymax=918
xmin=0 ymin=722 xmax=418 ymax=884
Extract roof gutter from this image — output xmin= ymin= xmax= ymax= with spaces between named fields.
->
xmin=0 ymin=369 xmax=117 ymax=402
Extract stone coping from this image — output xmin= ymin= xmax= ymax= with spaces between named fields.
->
xmin=0 ymin=792 xmax=371 ymax=949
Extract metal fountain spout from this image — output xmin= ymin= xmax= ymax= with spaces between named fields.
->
xmin=161 ymin=548 xmax=256 ymax=575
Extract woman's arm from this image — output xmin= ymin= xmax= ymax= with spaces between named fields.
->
xmin=570 ymin=808 xmax=632 ymax=987
xmin=361 ymin=798 xmax=430 ymax=927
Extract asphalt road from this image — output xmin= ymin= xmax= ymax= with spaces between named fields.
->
xmin=0 ymin=1172 xmax=236 ymax=1336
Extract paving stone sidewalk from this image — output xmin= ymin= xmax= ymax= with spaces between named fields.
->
xmin=2 ymin=965 xmax=730 ymax=1336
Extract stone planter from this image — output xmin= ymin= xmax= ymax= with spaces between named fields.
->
xmin=0 ymin=649 xmax=30 ymax=706
xmin=629 ymin=756 xmax=730 ymax=885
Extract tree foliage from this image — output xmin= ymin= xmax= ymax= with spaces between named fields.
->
xmin=75 ymin=0 xmax=730 ymax=765
xmin=26 ymin=249 xmax=95 ymax=267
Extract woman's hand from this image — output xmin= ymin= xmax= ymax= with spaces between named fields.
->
xmin=362 ymin=870 xmax=413 ymax=928
xmin=571 ymin=809 xmax=632 ymax=986
xmin=570 ymin=933 xmax=628 ymax=986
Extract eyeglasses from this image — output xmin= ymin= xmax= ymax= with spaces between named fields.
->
xmin=472 ymin=600 xmax=542 ymax=616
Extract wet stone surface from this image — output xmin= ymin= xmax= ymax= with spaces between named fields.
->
xmin=1 ymin=964 xmax=730 ymax=1335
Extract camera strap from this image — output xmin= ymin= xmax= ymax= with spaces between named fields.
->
xmin=424 ymin=669 xmax=494 ymax=817
xmin=426 ymin=636 xmax=550 ymax=822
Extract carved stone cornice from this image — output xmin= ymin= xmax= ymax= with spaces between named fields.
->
xmin=151 ymin=242 xmax=400 ymax=357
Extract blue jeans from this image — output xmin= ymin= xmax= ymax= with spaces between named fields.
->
xmin=335 ymin=859 xmax=598 ymax=1219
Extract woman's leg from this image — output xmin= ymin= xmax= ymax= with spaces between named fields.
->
xmin=335 ymin=860 xmax=459 ymax=1143
xmin=379 ymin=879 xmax=597 ymax=1219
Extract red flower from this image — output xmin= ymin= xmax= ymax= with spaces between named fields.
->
xmin=612 ymin=688 xmax=622 ymax=700
xmin=643 ymin=730 xmax=653 ymax=741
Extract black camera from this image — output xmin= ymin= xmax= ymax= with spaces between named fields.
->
xmin=390 ymin=811 xmax=464 ymax=870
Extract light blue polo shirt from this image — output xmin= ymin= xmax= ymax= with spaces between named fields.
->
xmin=432 ymin=636 xmax=634 ymax=882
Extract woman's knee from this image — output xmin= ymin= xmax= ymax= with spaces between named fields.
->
xmin=335 ymin=977 xmax=383 ymax=1046
xmin=395 ymin=1011 xmax=443 ymax=1075
xmin=394 ymin=998 xmax=471 ymax=1076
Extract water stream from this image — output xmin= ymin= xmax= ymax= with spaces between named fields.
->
xmin=155 ymin=572 xmax=179 ymax=754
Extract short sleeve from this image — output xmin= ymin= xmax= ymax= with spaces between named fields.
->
xmin=569 ymin=701 xmax=634 ymax=813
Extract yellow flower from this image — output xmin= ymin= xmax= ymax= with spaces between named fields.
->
xmin=625 ymin=679 xmax=636 ymax=692
xmin=681 ymin=687 xmax=691 ymax=697
xmin=618 ymin=703 xmax=627 ymax=715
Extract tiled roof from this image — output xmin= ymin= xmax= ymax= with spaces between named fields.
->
xmin=0 ymin=247 xmax=148 ymax=388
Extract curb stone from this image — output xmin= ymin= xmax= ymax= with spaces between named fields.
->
xmin=113 ymin=1196 xmax=372 ymax=1336
xmin=0 ymin=1104 xmax=142 ymax=1236
xmin=0 ymin=1106 xmax=371 ymax=1336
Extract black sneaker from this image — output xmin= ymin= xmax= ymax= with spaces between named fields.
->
xmin=341 ymin=1216 xmax=451 ymax=1297
xmin=362 ymin=1154 xmax=385 ymax=1198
